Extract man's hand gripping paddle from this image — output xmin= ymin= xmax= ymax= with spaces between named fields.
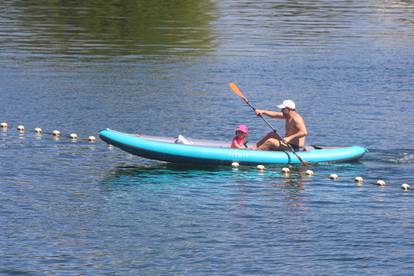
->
xmin=229 ymin=82 xmax=309 ymax=166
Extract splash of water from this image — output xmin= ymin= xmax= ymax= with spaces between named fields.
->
xmin=389 ymin=153 xmax=414 ymax=164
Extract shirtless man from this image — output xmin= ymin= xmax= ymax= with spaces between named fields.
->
xmin=253 ymin=100 xmax=308 ymax=151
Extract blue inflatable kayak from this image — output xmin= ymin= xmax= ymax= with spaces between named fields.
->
xmin=99 ymin=129 xmax=367 ymax=165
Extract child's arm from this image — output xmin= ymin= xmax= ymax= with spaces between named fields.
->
xmin=235 ymin=140 xmax=246 ymax=149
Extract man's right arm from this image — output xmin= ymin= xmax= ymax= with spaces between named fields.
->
xmin=255 ymin=109 xmax=284 ymax=119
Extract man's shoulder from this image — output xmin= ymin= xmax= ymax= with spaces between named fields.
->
xmin=293 ymin=112 xmax=305 ymax=123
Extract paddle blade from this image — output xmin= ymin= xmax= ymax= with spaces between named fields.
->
xmin=229 ymin=82 xmax=248 ymax=102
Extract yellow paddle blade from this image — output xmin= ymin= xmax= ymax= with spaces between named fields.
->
xmin=229 ymin=82 xmax=248 ymax=102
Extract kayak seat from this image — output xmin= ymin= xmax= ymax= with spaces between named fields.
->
xmin=174 ymin=135 xmax=193 ymax=145
xmin=304 ymin=145 xmax=315 ymax=151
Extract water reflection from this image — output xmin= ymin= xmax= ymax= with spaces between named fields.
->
xmin=217 ymin=0 xmax=414 ymax=53
xmin=2 ymin=0 xmax=217 ymax=60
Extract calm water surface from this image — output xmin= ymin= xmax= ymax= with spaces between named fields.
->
xmin=1 ymin=0 xmax=414 ymax=274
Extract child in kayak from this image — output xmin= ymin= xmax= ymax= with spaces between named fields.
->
xmin=231 ymin=124 xmax=248 ymax=149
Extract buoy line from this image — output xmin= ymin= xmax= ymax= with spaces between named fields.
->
xmin=228 ymin=162 xmax=410 ymax=192
xmin=0 ymin=122 xmax=96 ymax=143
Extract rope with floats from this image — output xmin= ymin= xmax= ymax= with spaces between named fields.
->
xmin=1 ymin=122 xmax=96 ymax=142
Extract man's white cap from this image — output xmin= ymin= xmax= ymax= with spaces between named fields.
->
xmin=277 ymin=99 xmax=296 ymax=110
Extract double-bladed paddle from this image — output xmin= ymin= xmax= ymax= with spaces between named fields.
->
xmin=229 ymin=82 xmax=309 ymax=166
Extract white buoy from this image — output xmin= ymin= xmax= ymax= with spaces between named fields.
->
xmin=231 ymin=162 xmax=240 ymax=168
xmin=282 ymin=167 xmax=290 ymax=174
xmin=69 ymin=133 xmax=78 ymax=140
xmin=401 ymin=183 xmax=410 ymax=191
xmin=1 ymin=122 xmax=8 ymax=128
xmin=88 ymin=136 xmax=96 ymax=142
xmin=17 ymin=125 xmax=25 ymax=132
xmin=354 ymin=176 xmax=364 ymax=183
xmin=34 ymin=127 xmax=42 ymax=134
xmin=52 ymin=130 xmax=61 ymax=136
xmin=329 ymin=174 xmax=339 ymax=180
xmin=305 ymin=170 xmax=314 ymax=176
xmin=257 ymin=164 xmax=265 ymax=170
xmin=376 ymin=180 xmax=386 ymax=187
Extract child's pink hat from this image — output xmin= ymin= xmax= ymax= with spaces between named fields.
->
xmin=236 ymin=124 xmax=248 ymax=134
